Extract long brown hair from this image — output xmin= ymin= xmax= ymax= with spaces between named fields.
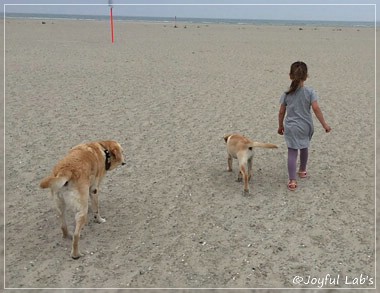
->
xmin=285 ymin=61 xmax=308 ymax=95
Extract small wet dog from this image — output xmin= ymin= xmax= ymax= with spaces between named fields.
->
xmin=40 ymin=140 xmax=126 ymax=259
xmin=224 ymin=134 xmax=277 ymax=193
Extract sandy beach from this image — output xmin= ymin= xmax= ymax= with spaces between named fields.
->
xmin=3 ymin=19 xmax=377 ymax=290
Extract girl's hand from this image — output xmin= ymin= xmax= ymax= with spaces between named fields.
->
xmin=324 ymin=125 xmax=332 ymax=133
xmin=278 ymin=126 xmax=284 ymax=135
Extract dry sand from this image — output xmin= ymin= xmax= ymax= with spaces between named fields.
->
xmin=2 ymin=19 xmax=377 ymax=290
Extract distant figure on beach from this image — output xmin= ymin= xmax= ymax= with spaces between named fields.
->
xmin=277 ymin=61 xmax=331 ymax=191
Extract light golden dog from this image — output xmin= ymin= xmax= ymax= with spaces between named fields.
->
xmin=40 ymin=140 xmax=126 ymax=259
xmin=224 ymin=134 xmax=277 ymax=193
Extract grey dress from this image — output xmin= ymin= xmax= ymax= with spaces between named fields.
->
xmin=279 ymin=86 xmax=318 ymax=149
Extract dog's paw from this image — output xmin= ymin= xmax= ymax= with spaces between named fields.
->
xmin=71 ymin=251 xmax=83 ymax=259
xmin=243 ymin=189 xmax=250 ymax=196
xmin=94 ymin=215 xmax=106 ymax=223
xmin=62 ymin=233 xmax=73 ymax=240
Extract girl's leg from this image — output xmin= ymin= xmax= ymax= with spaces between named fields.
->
xmin=299 ymin=148 xmax=308 ymax=172
xmin=288 ymin=148 xmax=298 ymax=180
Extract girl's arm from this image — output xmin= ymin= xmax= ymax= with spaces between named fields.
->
xmin=311 ymin=101 xmax=331 ymax=132
xmin=278 ymin=104 xmax=286 ymax=135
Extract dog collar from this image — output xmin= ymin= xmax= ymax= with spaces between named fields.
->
xmin=104 ymin=149 xmax=111 ymax=171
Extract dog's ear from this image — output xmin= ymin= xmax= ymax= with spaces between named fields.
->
xmin=110 ymin=143 xmax=123 ymax=162
xmin=101 ymin=141 xmax=122 ymax=162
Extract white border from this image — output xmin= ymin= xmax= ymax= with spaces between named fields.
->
xmin=3 ymin=3 xmax=377 ymax=290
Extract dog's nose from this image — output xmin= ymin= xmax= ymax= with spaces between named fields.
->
xmin=122 ymin=162 xmax=126 ymax=166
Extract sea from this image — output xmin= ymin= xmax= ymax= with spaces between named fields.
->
xmin=3 ymin=12 xmax=375 ymax=28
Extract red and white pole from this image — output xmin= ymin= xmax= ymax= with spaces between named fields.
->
xmin=110 ymin=6 xmax=114 ymax=43
xmin=109 ymin=0 xmax=114 ymax=43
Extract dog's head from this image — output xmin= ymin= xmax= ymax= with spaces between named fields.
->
xmin=100 ymin=140 xmax=126 ymax=170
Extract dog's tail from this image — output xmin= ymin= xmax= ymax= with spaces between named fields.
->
xmin=249 ymin=141 xmax=278 ymax=149
xmin=40 ymin=172 xmax=72 ymax=191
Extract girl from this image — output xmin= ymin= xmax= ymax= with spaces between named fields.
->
xmin=278 ymin=61 xmax=331 ymax=191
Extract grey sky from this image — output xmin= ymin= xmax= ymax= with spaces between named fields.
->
xmin=1 ymin=0 xmax=377 ymax=22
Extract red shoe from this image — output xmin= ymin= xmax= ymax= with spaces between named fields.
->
xmin=287 ymin=180 xmax=297 ymax=191
xmin=297 ymin=171 xmax=307 ymax=178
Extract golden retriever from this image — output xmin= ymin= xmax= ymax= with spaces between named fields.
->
xmin=224 ymin=134 xmax=277 ymax=193
xmin=40 ymin=140 xmax=126 ymax=259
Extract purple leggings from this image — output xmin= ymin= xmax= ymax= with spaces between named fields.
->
xmin=288 ymin=148 xmax=308 ymax=180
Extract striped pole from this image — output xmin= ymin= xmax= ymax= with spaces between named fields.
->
xmin=109 ymin=0 xmax=114 ymax=43
xmin=110 ymin=6 xmax=114 ymax=43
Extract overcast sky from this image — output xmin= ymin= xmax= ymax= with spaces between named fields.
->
xmin=1 ymin=0 xmax=377 ymax=22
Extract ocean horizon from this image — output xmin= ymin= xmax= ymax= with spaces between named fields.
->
xmin=3 ymin=12 xmax=375 ymax=28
